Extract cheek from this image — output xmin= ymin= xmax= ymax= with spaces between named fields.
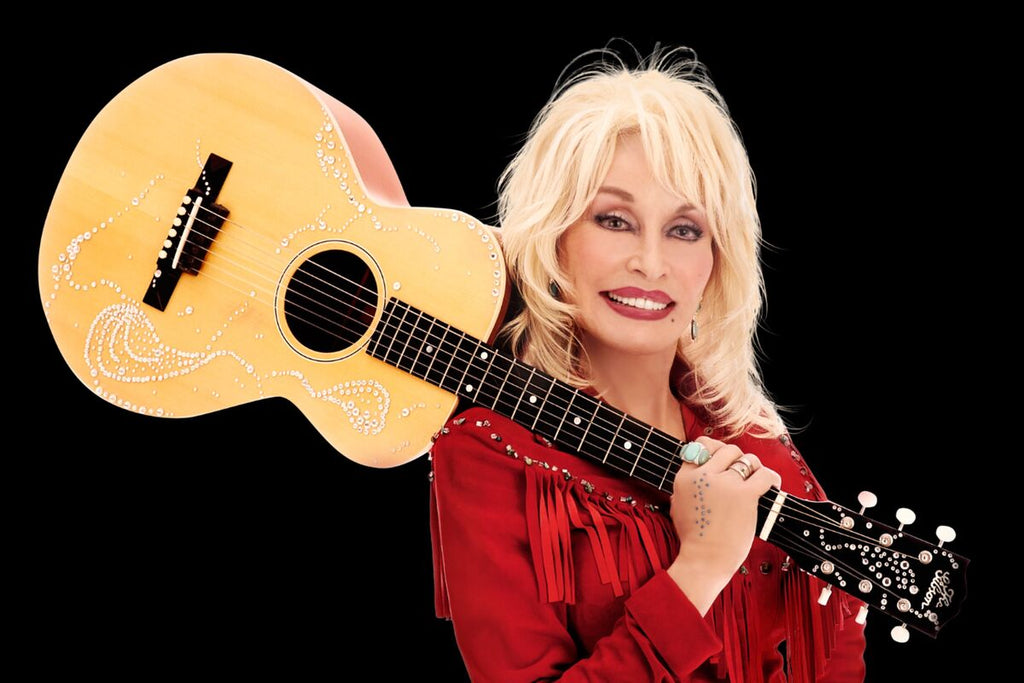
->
xmin=695 ymin=248 xmax=715 ymax=291
xmin=675 ymin=248 xmax=714 ymax=295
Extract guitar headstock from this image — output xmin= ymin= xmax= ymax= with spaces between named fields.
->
xmin=759 ymin=489 xmax=969 ymax=641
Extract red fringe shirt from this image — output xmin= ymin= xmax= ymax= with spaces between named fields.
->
xmin=430 ymin=405 xmax=866 ymax=682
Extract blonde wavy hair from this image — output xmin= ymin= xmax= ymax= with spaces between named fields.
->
xmin=497 ymin=46 xmax=785 ymax=440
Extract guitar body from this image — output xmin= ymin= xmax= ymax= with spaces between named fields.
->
xmin=38 ymin=53 xmax=508 ymax=467
xmin=37 ymin=53 xmax=970 ymax=638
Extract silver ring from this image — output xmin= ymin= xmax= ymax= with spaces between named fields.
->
xmin=728 ymin=459 xmax=752 ymax=480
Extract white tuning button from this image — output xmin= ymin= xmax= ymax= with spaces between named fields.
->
xmin=936 ymin=525 xmax=956 ymax=547
xmin=818 ymin=585 xmax=832 ymax=606
xmin=896 ymin=507 xmax=916 ymax=531
xmin=858 ymin=491 xmax=877 ymax=514
xmin=890 ymin=624 xmax=910 ymax=643
xmin=855 ymin=605 xmax=869 ymax=625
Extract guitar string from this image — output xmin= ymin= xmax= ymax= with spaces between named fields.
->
xmin=155 ymin=203 xmax=384 ymax=345
xmin=765 ymin=518 xmax=961 ymax=633
xmin=154 ymin=204 xmax=921 ymax=553
xmin=746 ymin=521 xmax=932 ymax=628
xmin=157 ymin=206 xmax=886 ymax=542
xmin=148 ymin=205 xmax=699 ymax=484
xmin=116 ymin=204 xmax=951 ymax=622
xmin=180 ymin=204 xmax=709 ymax=481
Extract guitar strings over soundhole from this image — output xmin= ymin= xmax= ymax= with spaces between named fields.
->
xmin=284 ymin=248 xmax=378 ymax=353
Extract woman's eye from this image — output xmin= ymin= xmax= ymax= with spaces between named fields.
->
xmin=596 ymin=214 xmax=631 ymax=231
xmin=670 ymin=223 xmax=704 ymax=241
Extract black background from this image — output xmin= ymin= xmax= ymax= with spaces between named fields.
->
xmin=17 ymin=15 xmax=998 ymax=681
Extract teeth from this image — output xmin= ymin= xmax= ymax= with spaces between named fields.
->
xmin=607 ymin=292 xmax=668 ymax=311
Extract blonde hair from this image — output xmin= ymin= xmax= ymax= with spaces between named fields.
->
xmin=497 ymin=46 xmax=785 ymax=439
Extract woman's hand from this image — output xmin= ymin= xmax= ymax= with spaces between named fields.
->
xmin=666 ymin=437 xmax=781 ymax=615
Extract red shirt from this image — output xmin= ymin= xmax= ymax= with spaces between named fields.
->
xmin=430 ymin=405 xmax=866 ymax=682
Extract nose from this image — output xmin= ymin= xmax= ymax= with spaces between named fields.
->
xmin=627 ymin=233 xmax=668 ymax=280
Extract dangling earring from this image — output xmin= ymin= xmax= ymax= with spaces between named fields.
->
xmin=548 ymin=280 xmax=560 ymax=299
xmin=690 ymin=299 xmax=702 ymax=341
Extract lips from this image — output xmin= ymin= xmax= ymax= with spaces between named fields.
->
xmin=602 ymin=287 xmax=675 ymax=319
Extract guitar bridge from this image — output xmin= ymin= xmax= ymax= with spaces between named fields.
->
xmin=143 ymin=153 xmax=232 ymax=311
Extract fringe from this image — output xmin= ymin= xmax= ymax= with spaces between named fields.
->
xmin=435 ymin=459 xmax=851 ymax=681
xmin=524 ymin=465 xmax=675 ymax=604
xmin=782 ymin=569 xmax=850 ymax=683
xmin=707 ymin=570 xmax=761 ymax=683
xmin=430 ymin=476 xmax=451 ymax=619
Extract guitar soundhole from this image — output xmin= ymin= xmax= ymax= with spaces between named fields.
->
xmin=283 ymin=248 xmax=379 ymax=353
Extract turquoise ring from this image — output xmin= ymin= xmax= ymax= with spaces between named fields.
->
xmin=680 ymin=441 xmax=710 ymax=465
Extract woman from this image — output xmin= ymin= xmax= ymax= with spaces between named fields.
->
xmin=429 ymin=46 xmax=866 ymax=681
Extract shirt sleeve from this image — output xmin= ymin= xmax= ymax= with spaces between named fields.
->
xmin=430 ymin=414 xmax=722 ymax=682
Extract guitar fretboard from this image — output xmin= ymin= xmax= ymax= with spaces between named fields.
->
xmin=366 ymin=297 xmax=687 ymax=492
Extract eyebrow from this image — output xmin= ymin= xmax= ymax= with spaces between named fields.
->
xmin=597 ymin=185 xmax=699 ymax=213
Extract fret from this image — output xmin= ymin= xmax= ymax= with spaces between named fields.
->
xmin=369 ymin=297 xmax=688 ymax=495
xmin=617 ymin=418 xmax=665 ymax=489
xmin=508 ymin=368 xmax=550 ymax=433
xmin=421 ymin=322 xmax=453 ymax=389
xmin=603 ymin=412 xmax=627 ymax=464
xmin=509 ymin=366 xmax=536 ymax=423
xmin=407 ymin=312 xmax=439 ymax=382
xmin=458 ymin=340 xmax=497 ymax=404
xmin=553 ymin=392 xmax=598 ymax=452
xmin=465 ymin=345 xmax=500 ymax=406
xmin=628 ymin=422 xmax=655 ymax=478
xmin=593 ymin=405 xmax=639 ymax=475
xmin=366 ymin=298 xmax=397 ymax=360
xmin=529 ymin=373 xmax=556 ymax=433
xmin=489 ymin=355 xmax=525 ymax=414
xmin=380 ymin=300 xmax=413 ymax=368
xmin=658 ymin=439 xmax=685 ymax=492
xmin=444 ymin=332 xmax=481 ymax=397
xmin=436 ymin=327 xmax=473 ymax=395
xmin=550 ymin=385 xmax=578 ymax=444
xmin=577 ymin=400 xmax=603 ymax=453
xmin=391 ymin=305 xmax=424 ymax=375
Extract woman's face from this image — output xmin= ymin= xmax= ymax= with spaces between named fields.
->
xmin=560 ymin=135 xmax=714 ymax=362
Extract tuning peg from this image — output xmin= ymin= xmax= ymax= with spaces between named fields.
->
xmin=855 ymin=605 xmax=869 ymax=625
xmin=896 ymin=507 xmax=916 ymax=531
xmin=890 ymin=624 xmax=910 ymax=643
xmin=936 ymin=525 xmax=956 ymax=547
xmin=817 ymin=585 xmax=832 ymax=606
xmin=857 ymin=491 xmax=877 ymax=514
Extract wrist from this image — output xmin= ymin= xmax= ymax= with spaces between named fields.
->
xmin=666 ymin=554 xmax=733 ymax=616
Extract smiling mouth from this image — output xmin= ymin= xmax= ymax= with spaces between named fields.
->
xmin=605 ymin=292 xmax=671 ymax=311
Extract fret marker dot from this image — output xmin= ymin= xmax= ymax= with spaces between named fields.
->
xmin=465 ymin=384 xmax=474 ymax=393
xmin=573 ymin=417 xmax=581 ymax=425
xmin=480 ymin=351 xmax=489 ymax=360
xmin=624 ymin=441 xmax=632 ymax=450
xmin=426 ymin=345 xmax=434 ymax=353
xmin=529 ymin=395 xmax=537 ymax=404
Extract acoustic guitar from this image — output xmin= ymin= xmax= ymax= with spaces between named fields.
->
xmin=38 ymin=53 xmax=968 ymax=642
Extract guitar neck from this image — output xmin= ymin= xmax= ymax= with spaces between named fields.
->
xmin=367 ymin=296 xmax=970 ymax=640
xmin=367 ymin=297 xmax=687 ymax=491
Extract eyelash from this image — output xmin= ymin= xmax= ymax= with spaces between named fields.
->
xmin=595 ymin=213 xmax=703 ymax=240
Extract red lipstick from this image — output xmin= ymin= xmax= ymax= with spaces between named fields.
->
xmin=602 ymin=288 xmax=675 ymax=320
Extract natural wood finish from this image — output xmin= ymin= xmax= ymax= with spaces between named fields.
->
xmin=38 ymin=53 xmax=508 ymax=467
